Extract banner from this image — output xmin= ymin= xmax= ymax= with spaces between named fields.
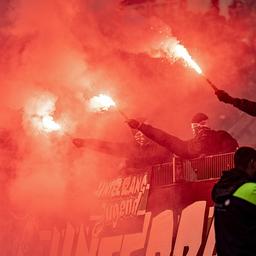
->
xmin=93 ymin=171 xmax=151 ymax=236
xmin=0 ymin=175 xmax=218 ymax=255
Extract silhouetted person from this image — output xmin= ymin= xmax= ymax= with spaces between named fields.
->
xmin=215 ymin=89 xmax=256 ymax=116
xmin=212 ymin=146 xmax=256 ymax=256
xmin=127 ymin=113 xmax=238 ymax=159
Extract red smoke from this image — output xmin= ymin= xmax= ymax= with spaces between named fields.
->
xmin=0 ymin=0 xmax=255 ymax=222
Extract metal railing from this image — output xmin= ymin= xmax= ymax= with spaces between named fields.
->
xmin=151 ymin=152 xmax=235 ymax=187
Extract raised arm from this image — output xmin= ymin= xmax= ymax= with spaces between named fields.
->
xmin=127 ymin=120 xmax=199 ymax=159
xmin=72 ymin=138 xmax=129 ymax=157
xmin=215 ymin=90 xmax=256 ymax=117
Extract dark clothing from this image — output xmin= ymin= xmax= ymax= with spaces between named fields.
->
xmin=212 ymin=168 xmax=256 ymax=256
xmin=124 ymin=143 xmax=171 ymax=168
xmin=138 ymin=124 xmax=238 ymax=159
xmin=81 ymin=138 xmax=171 ymax=169
xmin=215 ymin=90 xmax=256 ymax=116
xmin=212 ymin=168 xmax=251 ymax=204
xmin=232 ymin=98 xmax=256 ymax=117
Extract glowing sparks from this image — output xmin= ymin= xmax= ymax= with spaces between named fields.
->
xmin=42 ymin=116 xmax=61 ymax=132
xmin=173 ymin=44 xmax=202 ymax=74
xmin=31 ymin=114 xmax=61 ymax=133
xmin=89 ymin=94 xmax=116 ymax=112
xmin=25 ymin=93 xmax=61 ymax=133
xmin=158 ymin=39 xmax=203 ymax=74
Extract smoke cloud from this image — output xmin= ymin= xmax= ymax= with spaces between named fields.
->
xmin=0 ymin=0 xmax=255 ymax=225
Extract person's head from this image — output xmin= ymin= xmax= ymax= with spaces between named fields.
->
xmin=191 ymin=113 xmax=209 ymax=136
xmin=130 ymin=118 xmax=151 ymax=147
xmin=234 ymin=147 xmax=256 ymax=177
xmin=132 ymin=130 xmax=151 ymax=146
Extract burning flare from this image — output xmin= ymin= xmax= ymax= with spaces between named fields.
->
xmin=158 ymin=39 xmax=203 ymax=74
xmin=88 ymin=94 xmax=128 ymax=120
xmin=89 ymin=94 xmax=116 ymax=112
xmin=173 ymin=44 xmax=202 ymax=74
xmin=41 ymin=116 xmax=61 ymax=132
xmin=25 ymin=93 xmax=61 ymax=133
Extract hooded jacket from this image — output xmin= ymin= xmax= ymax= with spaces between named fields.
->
xmin=212 ymin=168 xmax=256 ymax=256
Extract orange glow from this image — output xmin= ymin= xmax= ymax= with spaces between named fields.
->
xmin=173 ymin=44 xmax=202 ymax=74
xmin=160 ymin=39 xmax=203 ymax=74
xmin=42 ymin=116 xmax=61 ymax=132
xmin=31 ymin=114 xmax=61 ymax=133
xmin=89 ymin=94 xmax=116 ymax=112
xmin=26 ymin=93 xmax=61 ymax=133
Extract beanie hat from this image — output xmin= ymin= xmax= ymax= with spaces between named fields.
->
xmin=191 ymin=113 xmax=209 ymax=124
